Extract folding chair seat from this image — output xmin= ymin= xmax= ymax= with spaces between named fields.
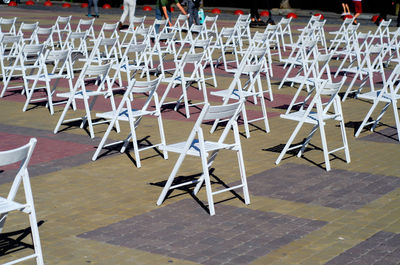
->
xmin=210 ymin=51 xmax=270 ymax=138
xmin=355 ymin=64 xmax=400 ymax=141
xmin=0 ymin=17 xmax=17 ymax=35
xmin=275 ymin=78 xmax=350 ymax=171
xmin=156 ymin=100 xmax=250 ymax=216
xmin=160 ymin=51 xmax=208 ymax=118
xmin=54 ymin=62 xmax=119 ymax=138
xmin=17 ymin=22 xmax=39 ymax=44
xmin=1 ymin=43 xmax=45 ymax=98
xmin=53 ymin=16 xmax=72 ymax=48
xmin=92 ymin=77 xmax=168 ymax=168
xmin=277 ymin=17 xmax=293 ymax=51
xmin=23 ymin=49 xmax=74 ymax=115
xmin=0 ymin=138 xmax=44 ymax=265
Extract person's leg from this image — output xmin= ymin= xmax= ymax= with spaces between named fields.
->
xmin=352 ymin=1 xmax=362 ymax=24
xmin=267 ymin=9 xmax=275 ymax=24
xmin=120 ymin=0 xmax=129 ymax=23
xmin=398 ymin=7 xmax=400 ymax=26
xmin=345 ymin=4 xmax=350 ymax=14
xmin=193 ymin=7 xmax=200 ymax=25
xmin=93 ymin=0 xmax=99 ymax=17
xmin=88 ymin=0 xmax=92 ymax=16
xmin=155 ymin=8 xmax=162 ymax=33
xmin=129 ymin=0 xmax=136 ymax=24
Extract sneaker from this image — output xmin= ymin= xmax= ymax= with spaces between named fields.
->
xmin=87 ymin=14 xmax=92 ymax=17
xmin=95 ymin=14 xmax=99 ymax=18
xmin=118 ymin=22 xmax=123 ymax=30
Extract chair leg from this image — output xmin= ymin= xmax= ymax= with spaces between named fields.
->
xmin=157 ymin=152 xmax=187 ymax=206
xmin=318 ymin=121 xmax=331 ymax=171
xmin=276 ymin=120 xmax=305 ymax=165
xmin=233 ymin=124 xmax=250 ymax=205
xmin=355 ymin=99 xmax=380 ymax=137
xmin=392 ymin=100 xmax=400 ymax=142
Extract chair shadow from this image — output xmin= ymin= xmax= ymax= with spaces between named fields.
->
xmin=95 ymin=136 xmax=165 ymax=167
xmin=263 ymin=141 xmax=346 ymax=170
xmin=0 ymin=220 xmax=45 ymax=257
xmin=149 ymin=168 xmax=246 ymax=215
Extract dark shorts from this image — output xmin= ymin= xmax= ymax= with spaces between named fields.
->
xmin=353 ymin=1 xmax=362 ymax=13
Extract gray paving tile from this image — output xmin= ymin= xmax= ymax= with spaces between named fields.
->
xmin=243 ymin=163 xmax=400 ymax=210
xmin=358 ymin=127 xmax=399 ymax=143
xmin=79 ymin=199 xmax=327 ymax=265
xmin=325 ymin=231 xmax=400 ymax=265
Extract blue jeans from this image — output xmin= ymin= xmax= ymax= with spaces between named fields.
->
xmin=155 ymin=7 xmax=171 ymax=33
xmin=88 ymin=0 xmax=98 ymax=16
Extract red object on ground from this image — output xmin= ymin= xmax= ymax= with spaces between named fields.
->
xmin=26 ymin=0 xmax=34 ymax=5
xmin=81 ymin=2 xmax=88 ymax=8
xmin=260 ymin=11 xmax=269 ymax=17
xmin=314 ymin=13 xmax=324 ymax=19
xmin=102 ymin=3 xmax=111 ymax=9
xmin=170 ymin=6 xmax=174 ymax=12
xmin=120 ymin=5 xmax=124 ymax=9
xmin=344 ymin=14 xmax=353 ymax=19
xmin=62 ymin=2 xmax=71 ymax=8
xmin=234 ymin=10 xmax=244 ymax=15
xmin=371 ymin=15 xmax=379 ymax=22
xmin=286 ymin=13 xmax=297 ymax=19
xmin=211 ymin=8 xmax=221 ymax=14
xmin=143 ymin=6 xmax=152 ymax=11
xmin=8 ymin=1 xmax=17 ymax=6
xmin=43 ymin=1 xmax=52 ymax=6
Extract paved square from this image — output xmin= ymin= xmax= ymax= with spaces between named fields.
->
xmin=325 ymin=231 xmax=400 ymax=265
xmin=79 ymin=199 xmax=327 ymax=265
xmin=244 ymin=163 xmax=400 ymax=210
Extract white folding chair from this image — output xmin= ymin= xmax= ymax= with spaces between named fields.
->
xmin=156 ymin=100 xmax=250 ymax=216
xmin=54 ymin=62 xmax=119 ymax=138
xmin=17 ymin=22 xmax=39 ymax=44
xmin=92 ymin=77 xmax=168 ymax=167
xmin=76 ymin=18 xmax=96 ymax=39
xmin=160 ymin=51 xmax=208 ymax=118
xmin=210 ymin=51 xmax=270 ymax=138
xmin=355 ymin=64 xmax=400 ymax=141
xmin=0 ymin=44 xmax=45 ymax=98
xmin=147 ymin=31 xmax=177 ymax=76
xmin=53 ymin=15 xmax=72 ymax=48
xmin=275 ymin=78 xmax=350 ymax=171
xmin=212 ymin=27 xmax=240 ymax=73
xmin=203 ymin=15 xmax=219 ymax=38
xmin=62 ymin=31 xmax=89 ymax=65
xmin=31 ymin=26 xmax=55 ymax=49
xmin=0 ymin=17 xmax=17 ymax=35
xmin=0 ymin=34 xmax=23 ymax=91
xmin=0 ymin=138 xmax=44 ymax=265
xmin=23 ymin=49 xmax=74 ymax=115
xmin=278 ymin=17 xmax=293 ymax=51
xmin=328 ymin=17 xmax=354 ymax=51
xmin=120 ymin=16 xmax=146 ymax=47
xmin=173 ymin=14 xmax=190 ymax=41
xmin=341 ymin=43 xmax=387 ymax=101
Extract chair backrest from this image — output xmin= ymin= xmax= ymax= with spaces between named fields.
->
xmin=0 ymin=17 xmax=17 ymax=34
xmin=97 ymin=22 xmax=119 ymax=39
xmin=0 ymin=138 xmax=36 ymax=168
xmin=76 ymin=18 xmax=96 ymax=39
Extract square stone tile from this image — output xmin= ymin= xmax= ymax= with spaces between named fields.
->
xmin=79 ymin=199 xmax=327 ymax=265
xmin=325 ymin=231 xmax=400 ymax=265
xmin=358 ymin=127 xmax=399 ymax=143
xmin=244 ymin=163 xmax=400 ymax=210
